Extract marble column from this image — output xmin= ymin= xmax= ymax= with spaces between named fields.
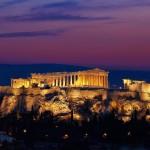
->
xmin=82 ymin=74 xmax=84 ymax=86
xmin=62 ymin=76 xmax=65 ymax=87
xmin=53 ymin=78 xmax=55 ymax=86
xmin=58 ymin=77 xmax=60 ymax=87
xmin=67 ymin=75 xmax=69 ymax=86
xmin=53 ymin=79 xmax=56 ymax=86
xmin=56 ymin=77 xmax=58 ymax=86
xmin=70 ymin=75 xmax=72 ymax=86
xmin=100 ymin=75 xmax=102 ymax=87
xmin=74 ymin=74 xmax=76 ymax=86
xmin=106 ymin=76 xmax=108 ymax=88
xmin=93 ymin=75 xmax=95 ymax=86
xmin=98 ymin=75 xmax=101 ymax=87
xmin=88 ymin=75 xmax=91 ymax=86
xmin=60 ymin=76 xmax=62 ymax=87
xmin=87 ymin=75 xmax=89 ymax=86
xmin=94 ymin=75 xmax=96 ymax=86
xmin=81 ymin=75 xmax=84 ymax=86
xmin=101 ymin=76 xmax=104 ymax=87
xmin=96 ymin=75 xmax=98 ymax=86
xmin=90 ymin=75 xmax=92 ymax=86
xmin=103 ymin=76 xmax=106 ymax=88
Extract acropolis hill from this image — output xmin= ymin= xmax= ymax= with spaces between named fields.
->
xmin=0 ymin=68 xmax=150 ymax=123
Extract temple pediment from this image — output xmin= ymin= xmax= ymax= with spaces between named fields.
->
xmin=82 ymin=68 xmax=107 ymax=73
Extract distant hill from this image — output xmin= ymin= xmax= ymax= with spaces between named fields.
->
xmin=109 ymin=70 xmax=150 ymax=88
xmin=0 ymin=64 xmax=89 ymax=86
xmin=0 ymin=64 xmax=149 ymax=88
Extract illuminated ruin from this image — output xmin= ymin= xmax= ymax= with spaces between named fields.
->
xmin=123 ymin=79 xmax=150 ymax=101
xmin=11 ymin=68 xmax=109 ymax=89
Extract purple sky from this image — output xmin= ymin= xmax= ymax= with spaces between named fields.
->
xmin=0 ymin=0 xmax=150 ymax=69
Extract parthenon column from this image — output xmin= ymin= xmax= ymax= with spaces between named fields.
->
xmin=100 ymin=75 xmax=102 ymax=87
xmin=106 ymin=76 xmax=108 ymax=88
xmin=67 ymin=75 xmax=69 ymax=86
xmin=74 ymin=74 xmax=76 ymax=86
xmin=103 ymin=76 xmax=106 ymax=88
xmin=60 ymin=76 xmax=63 ymax=87
xmin=59 ymin=77 xmax=61 ymax=87
xmin=101 ymin=76 xmax=103 ymax=87
xmin=88 ymin=75 xmax=91 ymax=86
xmin=91 ymin=75 xmax=94 ymax=86
xmin=56 ymin=77 xmax=59 ymax=86
xmin=89 ymin=75 xmax=93 ymax=86
xmin=94 ymin=75 xmax=96 ymax=86
xmin=93 ymin=75 xmax=95 ymax=86
xmin=57 ymin=77 xmax=60 ymax=86
xmin=82 ymin=74 xmax=84 ymax=86
xmin=81 ymin=75 xmax=84 ymax=86
xmin=52 ymin=78 xmax=54 ymax=86
xmin=88 ymin=75 xmax=90 ymax=86
xmin=105 ymin=76 xmax=107 ymax=88
xmin=96 ymin=74 xmax=99 ymax=86
xmin=70 ymin=75 xmax=72 ymax=86
xmin=85 ymin=75 xmax=87 ymax=86
xmin=62 ymin=76 xmax=65 ymax=87
xmin=98 ymin=75 xmax=100 ymax=86
xmin=79 ymin=75 xmax=82 ymax=86
xmin=96 ymin=74 xmax=98 ymax=86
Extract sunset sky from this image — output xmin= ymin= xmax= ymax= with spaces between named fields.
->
xmin=0 ymin=0 xmax=150 ymax=69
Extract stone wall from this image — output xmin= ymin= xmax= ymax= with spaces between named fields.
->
xmin=0 ymin=86 xmax=107 ymax=101
xmin=67 ymin=88 xmax=107 ymax=101
xmin=123 ymin=79 xmax=150 ymax=101
xmin=11 ymin=78 xmax=31 ymax=88
xmin=0 ymin=86 xmax=12 ymax=95
xmin=108 ymin=90 xmax=137 ymax=100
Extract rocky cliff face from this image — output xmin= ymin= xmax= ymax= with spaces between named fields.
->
xmin=1 ymin=87 xmax=150 ymax=123
xmin=0 ymin=88 xmax=69 ymax=116
xmin=0 ymin=87 xmax=105 ymax=121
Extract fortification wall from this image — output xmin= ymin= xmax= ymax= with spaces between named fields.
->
xmin=0 ymin=86 xmax=12 ymax=94
xmin=109 ymin=90 xmax=150 ymax=101
xmin=0 ymin=86 xmax=107 ymax=101
xmin=67 ymin=89 xmax=107 ymax=100
xmin=140 ymin=93 xmax=150 ymax=101
xmin=108 ymin=90 xmax=137 ymax=100
xmin=128 ymin=83 xmax=141 ymax=92
xmin=141 ymin=83 xmax=150 ymax=93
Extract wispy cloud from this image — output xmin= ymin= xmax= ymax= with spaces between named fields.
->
xmin=0 ymin=29 xmax=65 ymax=38
xmin=5 ymin=12 xmax=113 ymax=22
xmin=31 ymin=0 xmax=150 ymax=13
xmin=0 ymin=0 xmax=27 ymax=9
xmin=32 ymin=1 xmax=79 ymax=10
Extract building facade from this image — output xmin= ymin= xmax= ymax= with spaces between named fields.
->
xmin=11 ymin=68 xmax=109 ymax=89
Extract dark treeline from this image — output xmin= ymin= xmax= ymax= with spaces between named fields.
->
xmin=0 ymin=109 xmax=150 ymax=149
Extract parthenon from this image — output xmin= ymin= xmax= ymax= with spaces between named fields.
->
xmin=11 ymin=68 xmax=109 ymax=89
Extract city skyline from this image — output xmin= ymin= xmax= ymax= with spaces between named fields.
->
xmin=0 ymin=0 xmax=150 ymax=69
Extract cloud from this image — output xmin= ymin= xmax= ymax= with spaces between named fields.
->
xmin=4 ymin=12 xmax=113 ymax=22
xmin=0 ymin=29 xmax=65 ymax=38
xmin=32 ymin=1 xmax=78 ymax=10
xmin=0 ymin=0 xmax=27 ymax=9
xmin=31 ymin=0 xmax=150 ymax=13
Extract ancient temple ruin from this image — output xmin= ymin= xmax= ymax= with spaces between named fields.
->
xmin=11 ymin=68 xmax=109 ymax=89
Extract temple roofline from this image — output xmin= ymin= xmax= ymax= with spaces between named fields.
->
xmin=31 ymin=68 xmax=109 ymax=76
